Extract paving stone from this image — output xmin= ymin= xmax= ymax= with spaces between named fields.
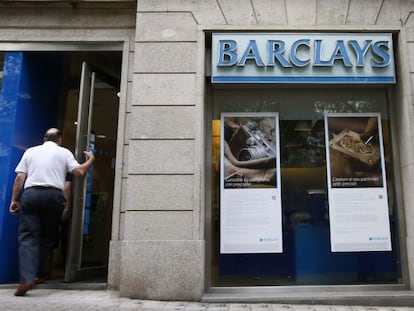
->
xmin=0 ymin=289 xmax=413 ymax=311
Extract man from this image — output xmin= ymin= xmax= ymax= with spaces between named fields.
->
xmin=9 ymin=128 xmax=95 ymax=296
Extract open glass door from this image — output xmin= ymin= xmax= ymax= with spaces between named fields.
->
xmin=64 ymin=57 xmax=119 ymax=283
xmin=65 ymin=62 xmax=95 ymax=282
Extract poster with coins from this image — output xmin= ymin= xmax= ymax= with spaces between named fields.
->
xmin=325 ymin=113 xmax=391 ymax=252
xmin=220 ymin=112 xmax=282 ymax=254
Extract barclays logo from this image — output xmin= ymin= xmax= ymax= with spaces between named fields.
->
xmin=212 ymin=33 xmax=395 ymax=84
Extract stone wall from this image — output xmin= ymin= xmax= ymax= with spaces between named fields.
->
xmin=120 ymin=0 xmax=414 ymax=300
xmin=119 ymin=1 xmax=204 ymax=300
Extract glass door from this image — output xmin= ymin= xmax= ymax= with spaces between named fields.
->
xmin=64 ymin=57 xmax=120 ymax=282
xmin=65 ymin=62 xmax=95 ymax=282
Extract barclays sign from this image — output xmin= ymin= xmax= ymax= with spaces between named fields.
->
xmin=211 ymin=33 xmax=395 ymax=84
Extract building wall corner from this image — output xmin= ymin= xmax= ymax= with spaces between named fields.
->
xmin=119 ymin=240 xmax=205 ymax=300
xmin=107 ymin=240 xmax=122 ymax=289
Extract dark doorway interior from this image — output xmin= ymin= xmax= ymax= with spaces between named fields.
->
xmin=0 ymin=50 xmax=121 ymax=283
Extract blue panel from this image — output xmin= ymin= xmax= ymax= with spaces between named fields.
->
xmin=295 ymin=223 xmax=397 ymax=284
xmin=0 ymin=52 xmax=23 ymax=283
xmin=13 ymin=52 xmax=62 ymax=148
xmin=83 ymin=209 xmax=90 ymax=235
xmin=219 ymin=228 xmax=295 ymax=277
xmin=0 ymin=52 xmax=63 ymax=283
xmin=295 ymin=223 xmax=358 ymax=284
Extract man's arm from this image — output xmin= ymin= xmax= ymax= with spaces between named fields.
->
xmin=9 ymin=172 xmax=27 ymax=215
xmin=61 ymin=179 xmax=72 ymax=221
xmin=71 ymin=151 xmax=95 ymax=176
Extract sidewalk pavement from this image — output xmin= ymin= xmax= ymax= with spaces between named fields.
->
xmin=0 ymin=288 xmax=413 ymax=311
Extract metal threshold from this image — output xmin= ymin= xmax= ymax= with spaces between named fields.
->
xmin=202 ymin=286 xmax=414 ymax=307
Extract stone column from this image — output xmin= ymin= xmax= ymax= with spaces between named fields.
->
xmin=119 ymin=7 xmax=205 ymax=300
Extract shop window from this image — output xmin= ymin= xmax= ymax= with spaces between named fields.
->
xmin=209 ymin=87 xmax=402 ymax=286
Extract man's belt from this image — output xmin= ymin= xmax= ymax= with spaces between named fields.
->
xmin=26 ymin=186 xmax=62 ymax=191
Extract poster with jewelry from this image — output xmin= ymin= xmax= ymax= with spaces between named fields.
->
xmin=325 ymin=113 xmax=391 ymax=252
xmin=220 ymin=112 xmax=282 ymax=254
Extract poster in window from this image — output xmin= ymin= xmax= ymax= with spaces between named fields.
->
xmin=220 ymin=113 xmax=282 ymax=254
xmin=325 ymin=113 xmax=391 ymax=252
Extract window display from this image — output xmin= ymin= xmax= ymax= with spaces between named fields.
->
xmin=325 ymin=114 xmax=391 ymax=252
xmin=220 ymin=113 xmax=282 ymax=254
xmin=209 ymin=87 xmax=401 ymax=286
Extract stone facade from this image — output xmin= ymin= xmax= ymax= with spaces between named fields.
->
xmin=1 ymin=0 xmax=414 ymax=302
xmin=121 ymin=0 xmax=414 ymax=300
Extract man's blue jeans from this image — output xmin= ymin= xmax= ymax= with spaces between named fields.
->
xmin=18 ymin=187 xmax=65 ymax=283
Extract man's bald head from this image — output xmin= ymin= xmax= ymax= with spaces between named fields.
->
xmin=43 ymin=128 xmax=62 ymax=143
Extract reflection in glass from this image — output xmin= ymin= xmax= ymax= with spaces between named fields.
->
xmin=210 ymin=87 xmax=401 ymax=286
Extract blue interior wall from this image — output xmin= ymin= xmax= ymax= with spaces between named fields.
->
xmin=0 ymin=52 xmax=62 ymax=283
xmin=0 ymin=52 xmax=23 ymax=283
